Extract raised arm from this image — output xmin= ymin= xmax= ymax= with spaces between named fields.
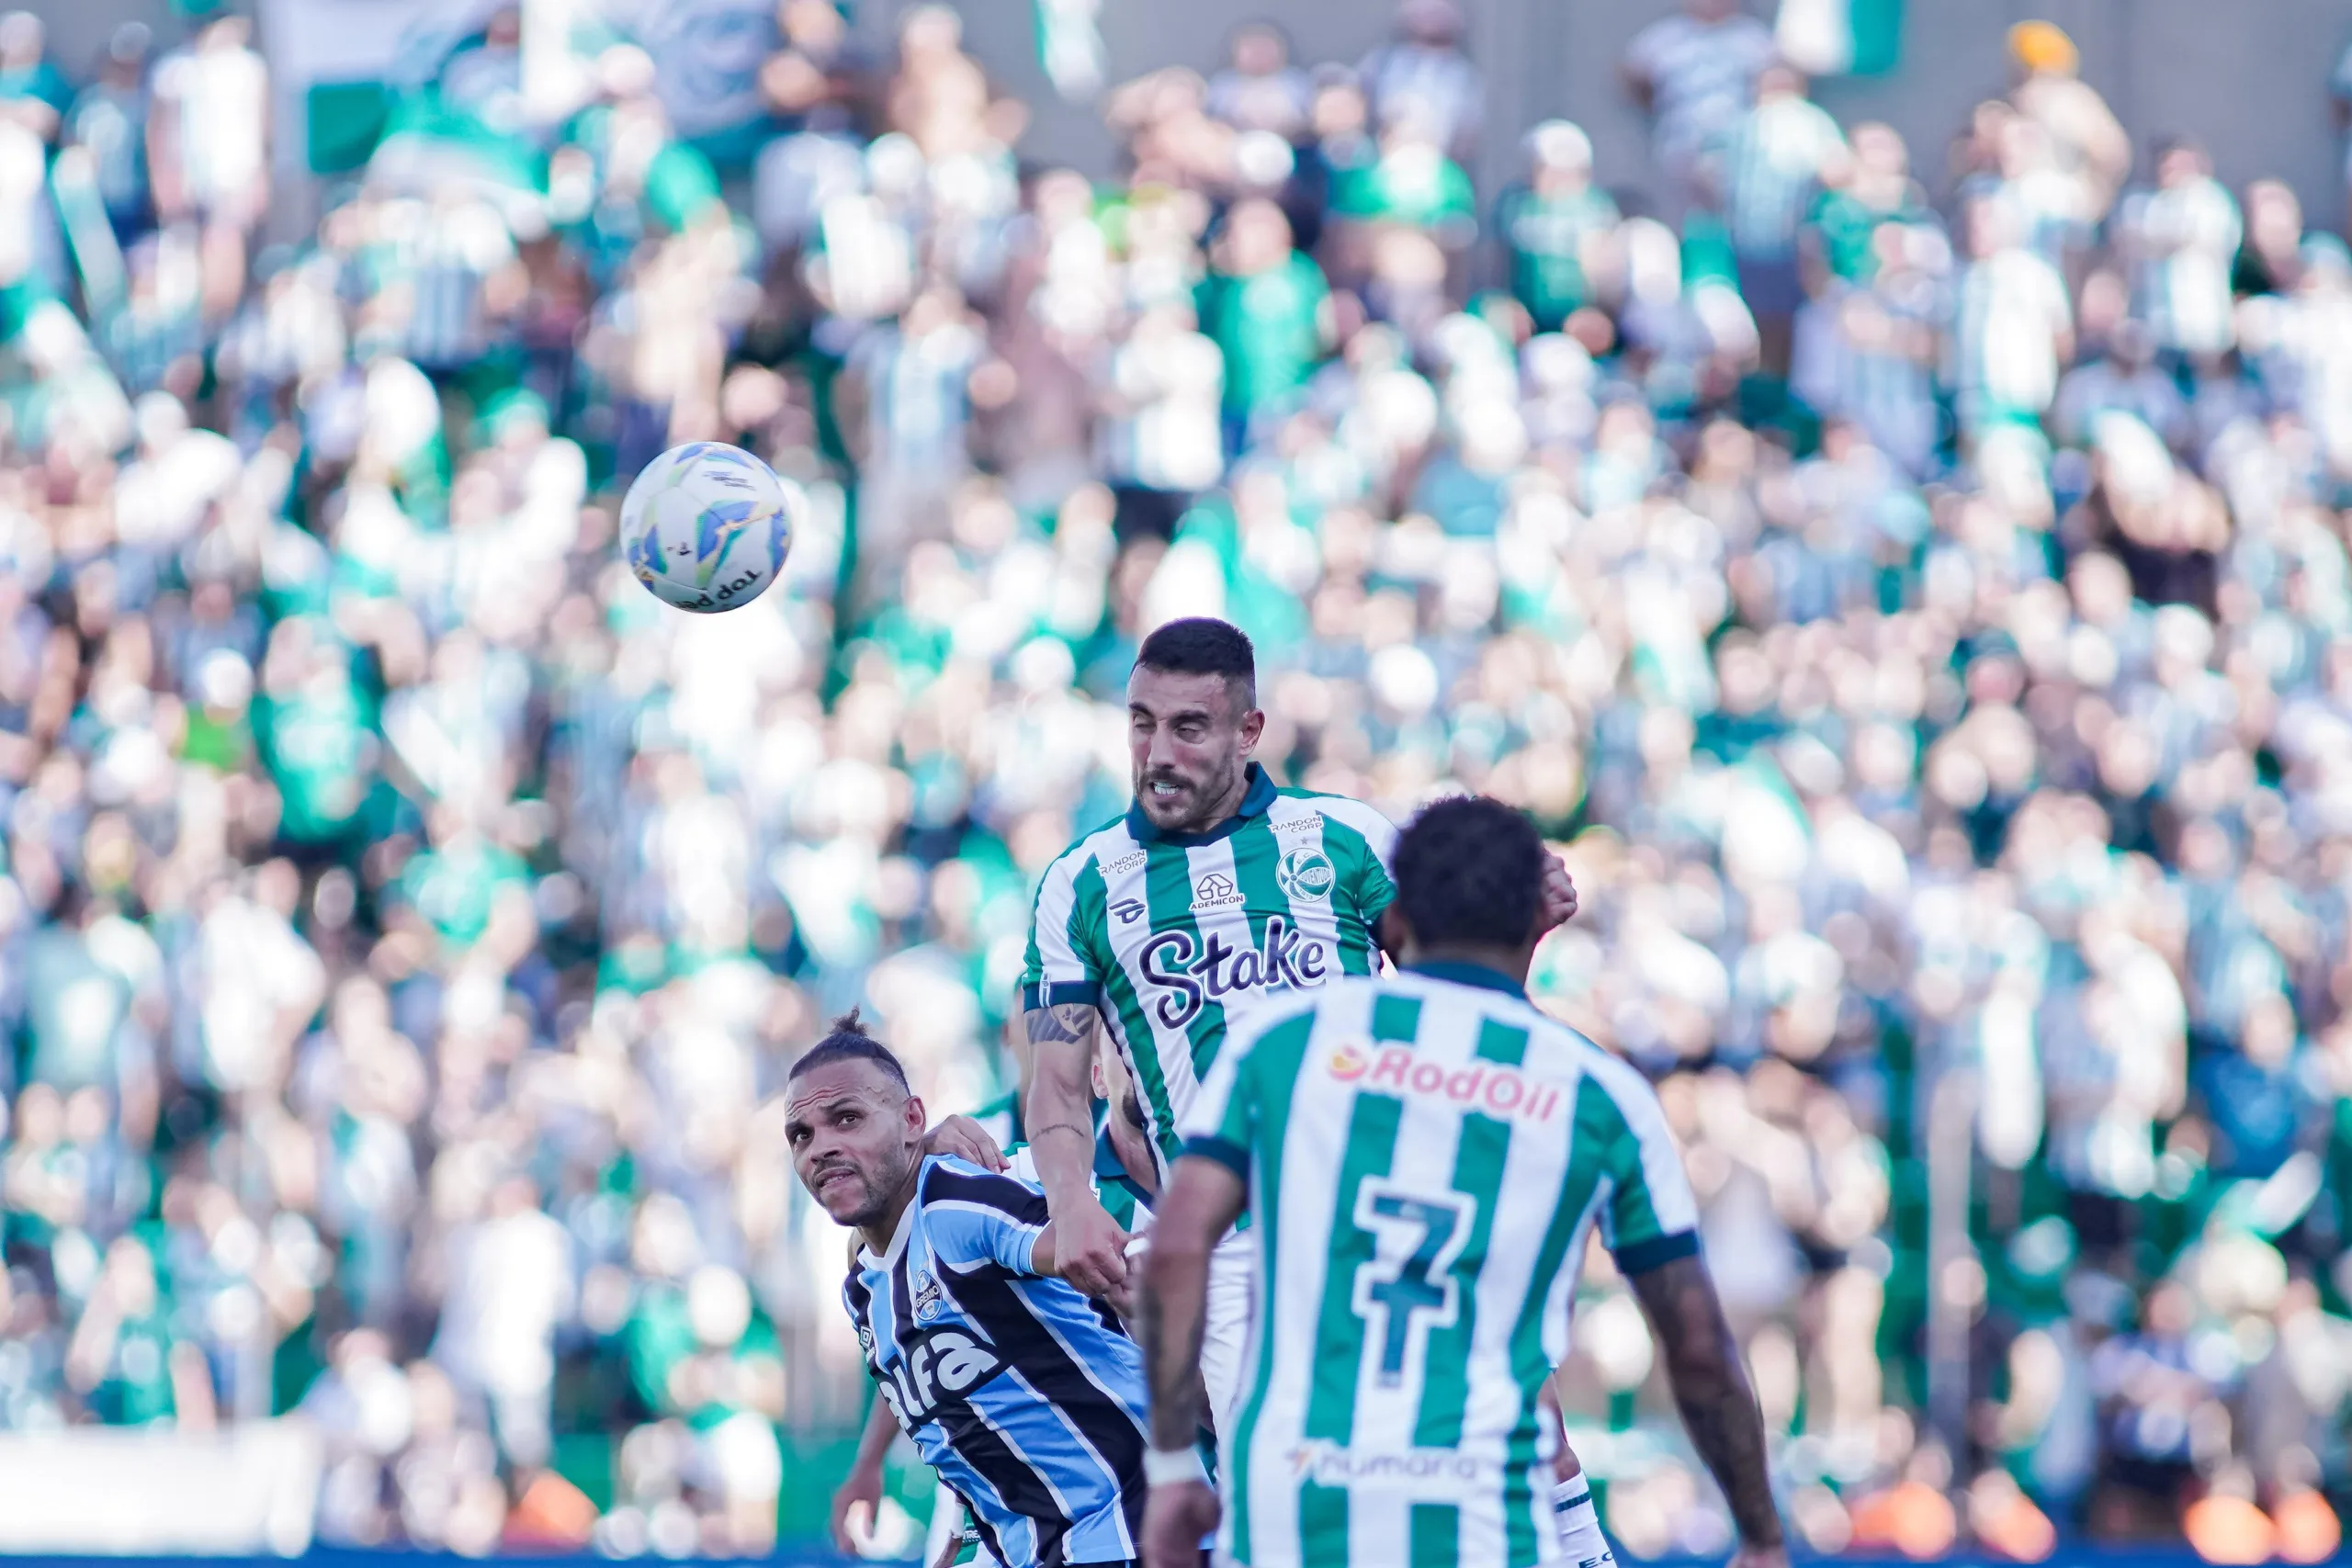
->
xmin=1137 ymin=1153 xmax=1248 ymax=1568
xmin=1625 ymin=1255 xmax=1785 ymax=1568
xmin=1022 ymin=1001 xmax=1128 ymax=1296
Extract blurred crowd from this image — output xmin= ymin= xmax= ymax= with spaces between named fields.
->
xmin=1 ymin=0 xmax=2351 ymax=1559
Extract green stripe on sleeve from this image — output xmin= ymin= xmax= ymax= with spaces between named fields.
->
xmin=1318 ymin=814 xmax=1392 ymax=976
xmin=1613 ymin=1229 xmax=1701 ymax=1273
xmin=1182 ymin=1135 xmax=1250 ymax=1179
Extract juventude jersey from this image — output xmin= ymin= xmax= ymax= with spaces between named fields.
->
xmin=1023 ymin=763 xmax=1396 ymax=1173
xmin=1181 ymin=963 xmax=1702 ymax=1568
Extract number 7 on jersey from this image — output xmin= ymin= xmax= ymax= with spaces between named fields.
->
xmin=1350 ymin=1181 xmax=1476 ymax=1388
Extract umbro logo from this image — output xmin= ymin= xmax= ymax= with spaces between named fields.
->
xmin=1113 ymin=898 xmax=1147 ymax=924
xmin=1193 ymin=873 xmax=1242 ymax=911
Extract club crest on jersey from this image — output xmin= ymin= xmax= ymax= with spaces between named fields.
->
xmin=1275 ymin=847 xmax=1336 ymax=903
xmin=912 ymin=1272 xmax=944 ymax=1323
xmin=1141 ymin=917 xmax=1329 ymax=1029
xmin=1331 ymin=1043 xmax=1568 ymax=1122
xmin=1192 ymin=872 xmax=1242 ymax=911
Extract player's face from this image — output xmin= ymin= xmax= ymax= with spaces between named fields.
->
xmin=784 ymin=1063 xmax=926 ymax=1228
xmin=1127 ymin=667 xmax=1264 ymax=833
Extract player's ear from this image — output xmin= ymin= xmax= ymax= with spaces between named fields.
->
xmin=904 ymin=1094 xmax=927 ymax=1138
xmin=1236 ymin=687 xmax=1265 ymax=751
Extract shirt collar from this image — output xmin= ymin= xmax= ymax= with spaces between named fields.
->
xmin=1402 ymin=959 xmax=1529 ymax=1000
xmin=1125 ymin=761 xmax=1279 ymax=847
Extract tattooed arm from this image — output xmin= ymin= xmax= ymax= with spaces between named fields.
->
xmin=1022 ymin=1001 xmax=1128 ymax=1296
xmin=1626 ymin=1255 xmax=1786 ymax=1564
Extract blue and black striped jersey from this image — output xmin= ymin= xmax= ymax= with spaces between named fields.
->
xmin=845 ymin=1156 xmax=1150 ymax=1568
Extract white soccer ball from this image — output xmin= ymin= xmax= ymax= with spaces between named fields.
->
xmin=618 ymin=442 xmax=796 ymax=614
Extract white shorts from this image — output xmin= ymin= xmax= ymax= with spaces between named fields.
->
xmin=1201 ymin=1227 xmax=1257 ymax=1447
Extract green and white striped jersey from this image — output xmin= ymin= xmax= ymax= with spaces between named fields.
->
xmin=1181 ymin=962 xmax=1702 ymax=1568
xmin=1022 ymin=764 xmax=1397 ymax=1174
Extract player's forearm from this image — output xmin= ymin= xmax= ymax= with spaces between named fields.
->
xmin=1137 ymin=1224 xmax=1212 ymax=1450
xmin=1544 ymin=1370 xmax=1584 ymax=1483
xmin=1023 ymin=1005 xmax=1100 ymax=1208
xmin=854 ymin=1386 xmax=899 ymax=1472
xmin=1668 ymin=1359 xmax=1779 ymax=1546
xmin=1631 ymin=1258 xmax=1782 ymax=1548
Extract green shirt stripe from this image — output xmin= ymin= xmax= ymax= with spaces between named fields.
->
xmin=1412 ymin=1501 xmax=1462 ymax=1568
xmin=1221 ymin=1008 xmax=1315 ymax=1559
xmin=1293 ymin=993 xmax=1420 ymax=1563
xmin=1503 ymin=1077 xmax=1621 ymax=1471
xmin=1412 ymin=1017 xmax=1531 ymax=1455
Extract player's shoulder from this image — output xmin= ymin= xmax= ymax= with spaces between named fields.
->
xmin=1515 ymin=1010 xmax=1664 ymax=1112
xmin=1042 ymin=813 xmax=1143 ymax=877
xmin=1265 ymin=787 xmax=1396 ymax=846
xmin=1033 ymin=815 xmax=1144 ymax=904
xmin=917 ymin=1154 xmax=1052 ymax=1220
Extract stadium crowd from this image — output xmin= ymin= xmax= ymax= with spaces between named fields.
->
xmin=1 ymin=0 xmax=2351 ymax=1559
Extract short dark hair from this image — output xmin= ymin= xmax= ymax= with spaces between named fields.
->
xmin=786 ymin=1009 xmax=910 ymax=1094
xmin=1136 ymin=617 xmax=1257 ymax=710
xmin=1392 ymin=795 xmax=1547 ymax=949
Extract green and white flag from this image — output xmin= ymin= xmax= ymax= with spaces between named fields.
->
xmin=1036 ymin=0 xmax=1107 ymax=103
xmin=256 ymin=0 xmax=505 ymax=173
xmin=1774 ymin=0 xmax=1902 ymax=77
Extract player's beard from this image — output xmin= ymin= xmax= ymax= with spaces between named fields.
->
xmin=811 ymin=1148 xmax=916 ymax=1231
xmin=1121 ymin=1088 xmax=1147 ymax=1133
xmin=1135 ymin=757 xmax=1243 ymax=834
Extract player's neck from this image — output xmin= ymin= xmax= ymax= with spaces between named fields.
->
xmin=1403 ymin=942 xmax=1532 ymax=988
xmin=1177 ymin=765 xmax=1253 ymax=836
xmin=858 ymin=1164 xmax=924 ymax=1256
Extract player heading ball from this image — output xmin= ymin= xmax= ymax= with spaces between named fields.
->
xmin=1021 ymin=619 xmax=1580 ymax=1440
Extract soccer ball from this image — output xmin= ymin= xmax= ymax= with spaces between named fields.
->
xmin=618 ymin=442 xmax=796 ymax=614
